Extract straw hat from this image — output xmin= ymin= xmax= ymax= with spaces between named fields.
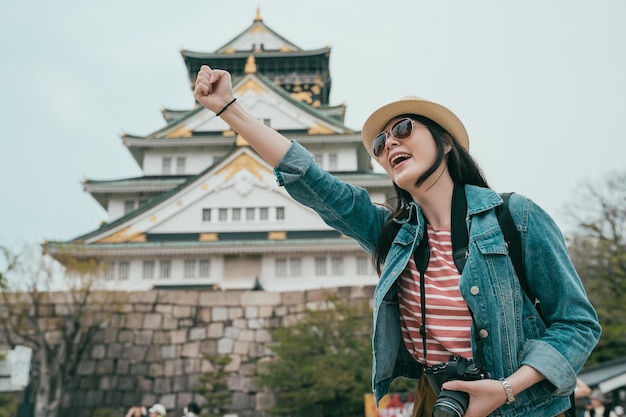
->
xmin=361 ymin=96 xmax=469 ymax=159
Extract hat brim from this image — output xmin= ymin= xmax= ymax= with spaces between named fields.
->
xmin=361 ymin=96 xmax=469 ymax=159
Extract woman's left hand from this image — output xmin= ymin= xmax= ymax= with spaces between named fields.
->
xmin=442 ymin=378 xmax=507 ymax=417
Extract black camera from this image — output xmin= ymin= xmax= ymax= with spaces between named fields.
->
xmin=424 ymin=355 xmax=490 ymax=417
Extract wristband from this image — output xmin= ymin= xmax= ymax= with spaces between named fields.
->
xmin=215 ymin=97 xmax=237 ymax=117
xmin=499 ymin=378 xmax=516 ymax=405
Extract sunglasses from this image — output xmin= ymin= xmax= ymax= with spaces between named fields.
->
xmin=371 ymin=118 xmax=423 ymax=158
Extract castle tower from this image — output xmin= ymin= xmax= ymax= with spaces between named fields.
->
xmin=45 ymin=10 xmax=393 ymax=291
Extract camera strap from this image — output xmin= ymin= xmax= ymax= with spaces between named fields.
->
xmin=414 ymin=183 xmax=487 ymax=369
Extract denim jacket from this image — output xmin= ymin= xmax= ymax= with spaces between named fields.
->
xmin=274 ymin=141 xmax=601 ymax=417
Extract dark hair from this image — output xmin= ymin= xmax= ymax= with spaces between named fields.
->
xmin=372 ymin=114 xmax=489 ymax=274
xmin=186 ymin=402 xmax=200 ymax=413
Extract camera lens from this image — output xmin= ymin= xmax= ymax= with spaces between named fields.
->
xmin=432 ymin=389 xmax=469 ymax=417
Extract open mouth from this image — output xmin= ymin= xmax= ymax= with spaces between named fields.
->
xmin=390 ymin=153 xmax=411 ymax=167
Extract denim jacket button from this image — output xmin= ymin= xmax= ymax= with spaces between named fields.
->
xmin=470 ymin=286 xmax=480 ymax=295
xmin=479 ymin=329 xmax=489 ymax=338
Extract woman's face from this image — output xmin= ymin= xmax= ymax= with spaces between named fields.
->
xmin=376 ymin=117 xmax=441 ymax=192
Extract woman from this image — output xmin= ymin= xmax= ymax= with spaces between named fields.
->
xmin=193 ymin=65 xmax=600 ymax=417
xmin=124 ymin=405 xmax=147 ymax=417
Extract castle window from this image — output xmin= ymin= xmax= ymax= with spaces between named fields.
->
xmin=232 ymin=208 xmax=241 ymax=221
xmin=176 ymin=157 xmax=186 ymax=174
xmin=260 ymin=207 xmax=269 ymax=220
xmin=263 ymin=118 xmax=271 ymax=127
xmin=124 ymin=200 xmax=135 ymax=214
xmin=219 ymin=208 xmax=228 ymax=221
xmin=162 ymin=157 xmax=172 ymax=174
xmin=276 ymin=207 xmax=285 ymax=220
xmin=275 ymin=258 xmax=288 ymax=277
xmin=104 ymin=262 xmax=115 ymax=280
xmin=142 ymin=261 xmax=155 ymax=279
xmin=356 ymin=256 xmax=371 ymax=275
xmin=246 ymin=208 xmax=255 ymax=221
xmin=328 ymin=153 xmax=338 ymax=170
xmin=118 ymin=261 xmax=130 ymax=280
xmin=184 ymin=260 xmax=196 ymax=278
xmin=290 ymin=258 xmax=302 ymax=276
xmin=198 ymin=260 xmax=210 ymax=278
xmin=331 ymin=256 xmax=343 ymax=275
xmin=202 ymin=208 xmax=211 ymax=221
xmin=314 ymin=257 xmax=327 ymax=276
xmin=159 ymin=260 xmax=171 ymax=279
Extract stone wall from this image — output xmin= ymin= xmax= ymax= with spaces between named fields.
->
xmin=64 ymin=285 xmax=376 ymax=417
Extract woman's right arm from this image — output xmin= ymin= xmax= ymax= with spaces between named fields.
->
xmin=193 ymin=65 xmax=291 ymax=167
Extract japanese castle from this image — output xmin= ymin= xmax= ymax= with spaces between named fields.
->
xmin=45 ymin=9 xmax=393 ymax=291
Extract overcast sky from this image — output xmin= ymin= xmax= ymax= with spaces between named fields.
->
xmin=1 ymin=0 xmax=625 ymax=252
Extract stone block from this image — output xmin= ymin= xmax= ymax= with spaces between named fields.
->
xmin=244 ymin=306 xmax=259 ymax=319
xmin=154 ymin=377 xmax=171 ymax=394
xmin=189 ymin=327 xmax=206 ymax=341
xmin=143 ymin=313 xmax=163 ymax=329
xmin=199 ymin=291 xmax=241 ymax=306
xmin=135 ymin=330 xmax=153 ymax=345
xmin=77 ymin=360 xmax=96 ymax=375
xmin=198 ymin=307 xmax=212 ymax=323
xmin=158 ymin=290 xmax=200 ymax=305
xmin=247 ymin=318 xmax=264 ymax=330
xmin=255 ymin=391 xmax=275 ymax=410
xmin=149 ymin=363 xmax=164 ymax=377
xmin=240 ymin=291 xmax=281 ymax=307
xmin=258 ymin=306 xmax=274 ymax=318
xmin=231 ymin=391 xmax=254 ymax=410
xmin=124 ymin=313 xmax=144 ymax=329
xmin=155 ymin=303 xmax=173 ymax=314
xmin=153 ymin=330 xmax=170 ymax=344
xmin=145 ymin=346 xmax=161 ymax=362
xmin=255 ymin=329 xmax=272 ymax=343
xmin=128 ymin=291 xmax=158 ymax=304
xmin=200 ymin=339 xmax=218 ymax=355
xmin=95 ymin=359 xmax=115 ymax=374
xmin=164 ymin=358 xmax=185 ymax=377
xmin=162 ymin=316 xmax=179 ymax=330
xmin=118 ymin=376 xmax=135 ymax=390
xmin=217 ymin=338 xmax=234 ymax=354
xmin=119 ymin=329 xmax=134 ymax=343
xmin=91 ymin=344 xmax=106 ymax=359
xmin=98 ymin=375 xmax=118 ymax=390
xmin=233 ymin=340 xmax=248 ymax=355
xmin=181 ymin=341 xmax=200 ymax=358
xmin=229 ymin=306 xmax=244 ymax=320
xmin=158 ymin=393 xmax=177 ymax=410
xmin=224 ymin=326 xmax=240 ymax=339
xmin=212 ymin=306 xmax=229 ymax=321
xmin=44 ymin=330 xmax=63 ymax=345
xmin=225 ymin=354 xmax=242 ymax=372
xmin=130 ymin=362 xmax=149 ymax=376
xmin=184 ymin=358 xmax=202 ymax=374
xmin=171 ymin=329 xmax=188 ymax=344
xmin=232 ymin=318 xmax=247 ymax=329
xmin=239 ymin=329 xmax=255 ymax=342
xmin=281 ymin=291 xmax=305 ymax=306
xmin=172 ymin=305 xmax=193 ymax=318
xmin=172 ymin=375 xmax=187 ymax=392
xmin=116 ymin=359 xmax=130 ymax=374
xmin=161 ymin=344 xmax=178 ymax=359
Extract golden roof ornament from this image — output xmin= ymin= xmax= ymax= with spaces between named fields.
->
xmin=255 ymin=7 xmax=262 ymax=22
xmin=245 ymin=55 xmax=257 ymax=73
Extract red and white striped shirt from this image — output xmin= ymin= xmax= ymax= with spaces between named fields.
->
xmin=398 ymin=225 xmax=473 ymax=365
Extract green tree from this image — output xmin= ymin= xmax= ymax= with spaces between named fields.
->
xmin=0 ymin=243 xmax=127 ymax=417
xmin=256 ymin=293 xmax=374 ymax=417
xmin=194 ymin=354 xmax=233 ymax=417
xmin=564 ymin=170 xmax=626 ymax=363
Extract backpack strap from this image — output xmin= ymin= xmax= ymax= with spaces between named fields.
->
xmin=495 ymin=193 xmax=530 ymax=299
